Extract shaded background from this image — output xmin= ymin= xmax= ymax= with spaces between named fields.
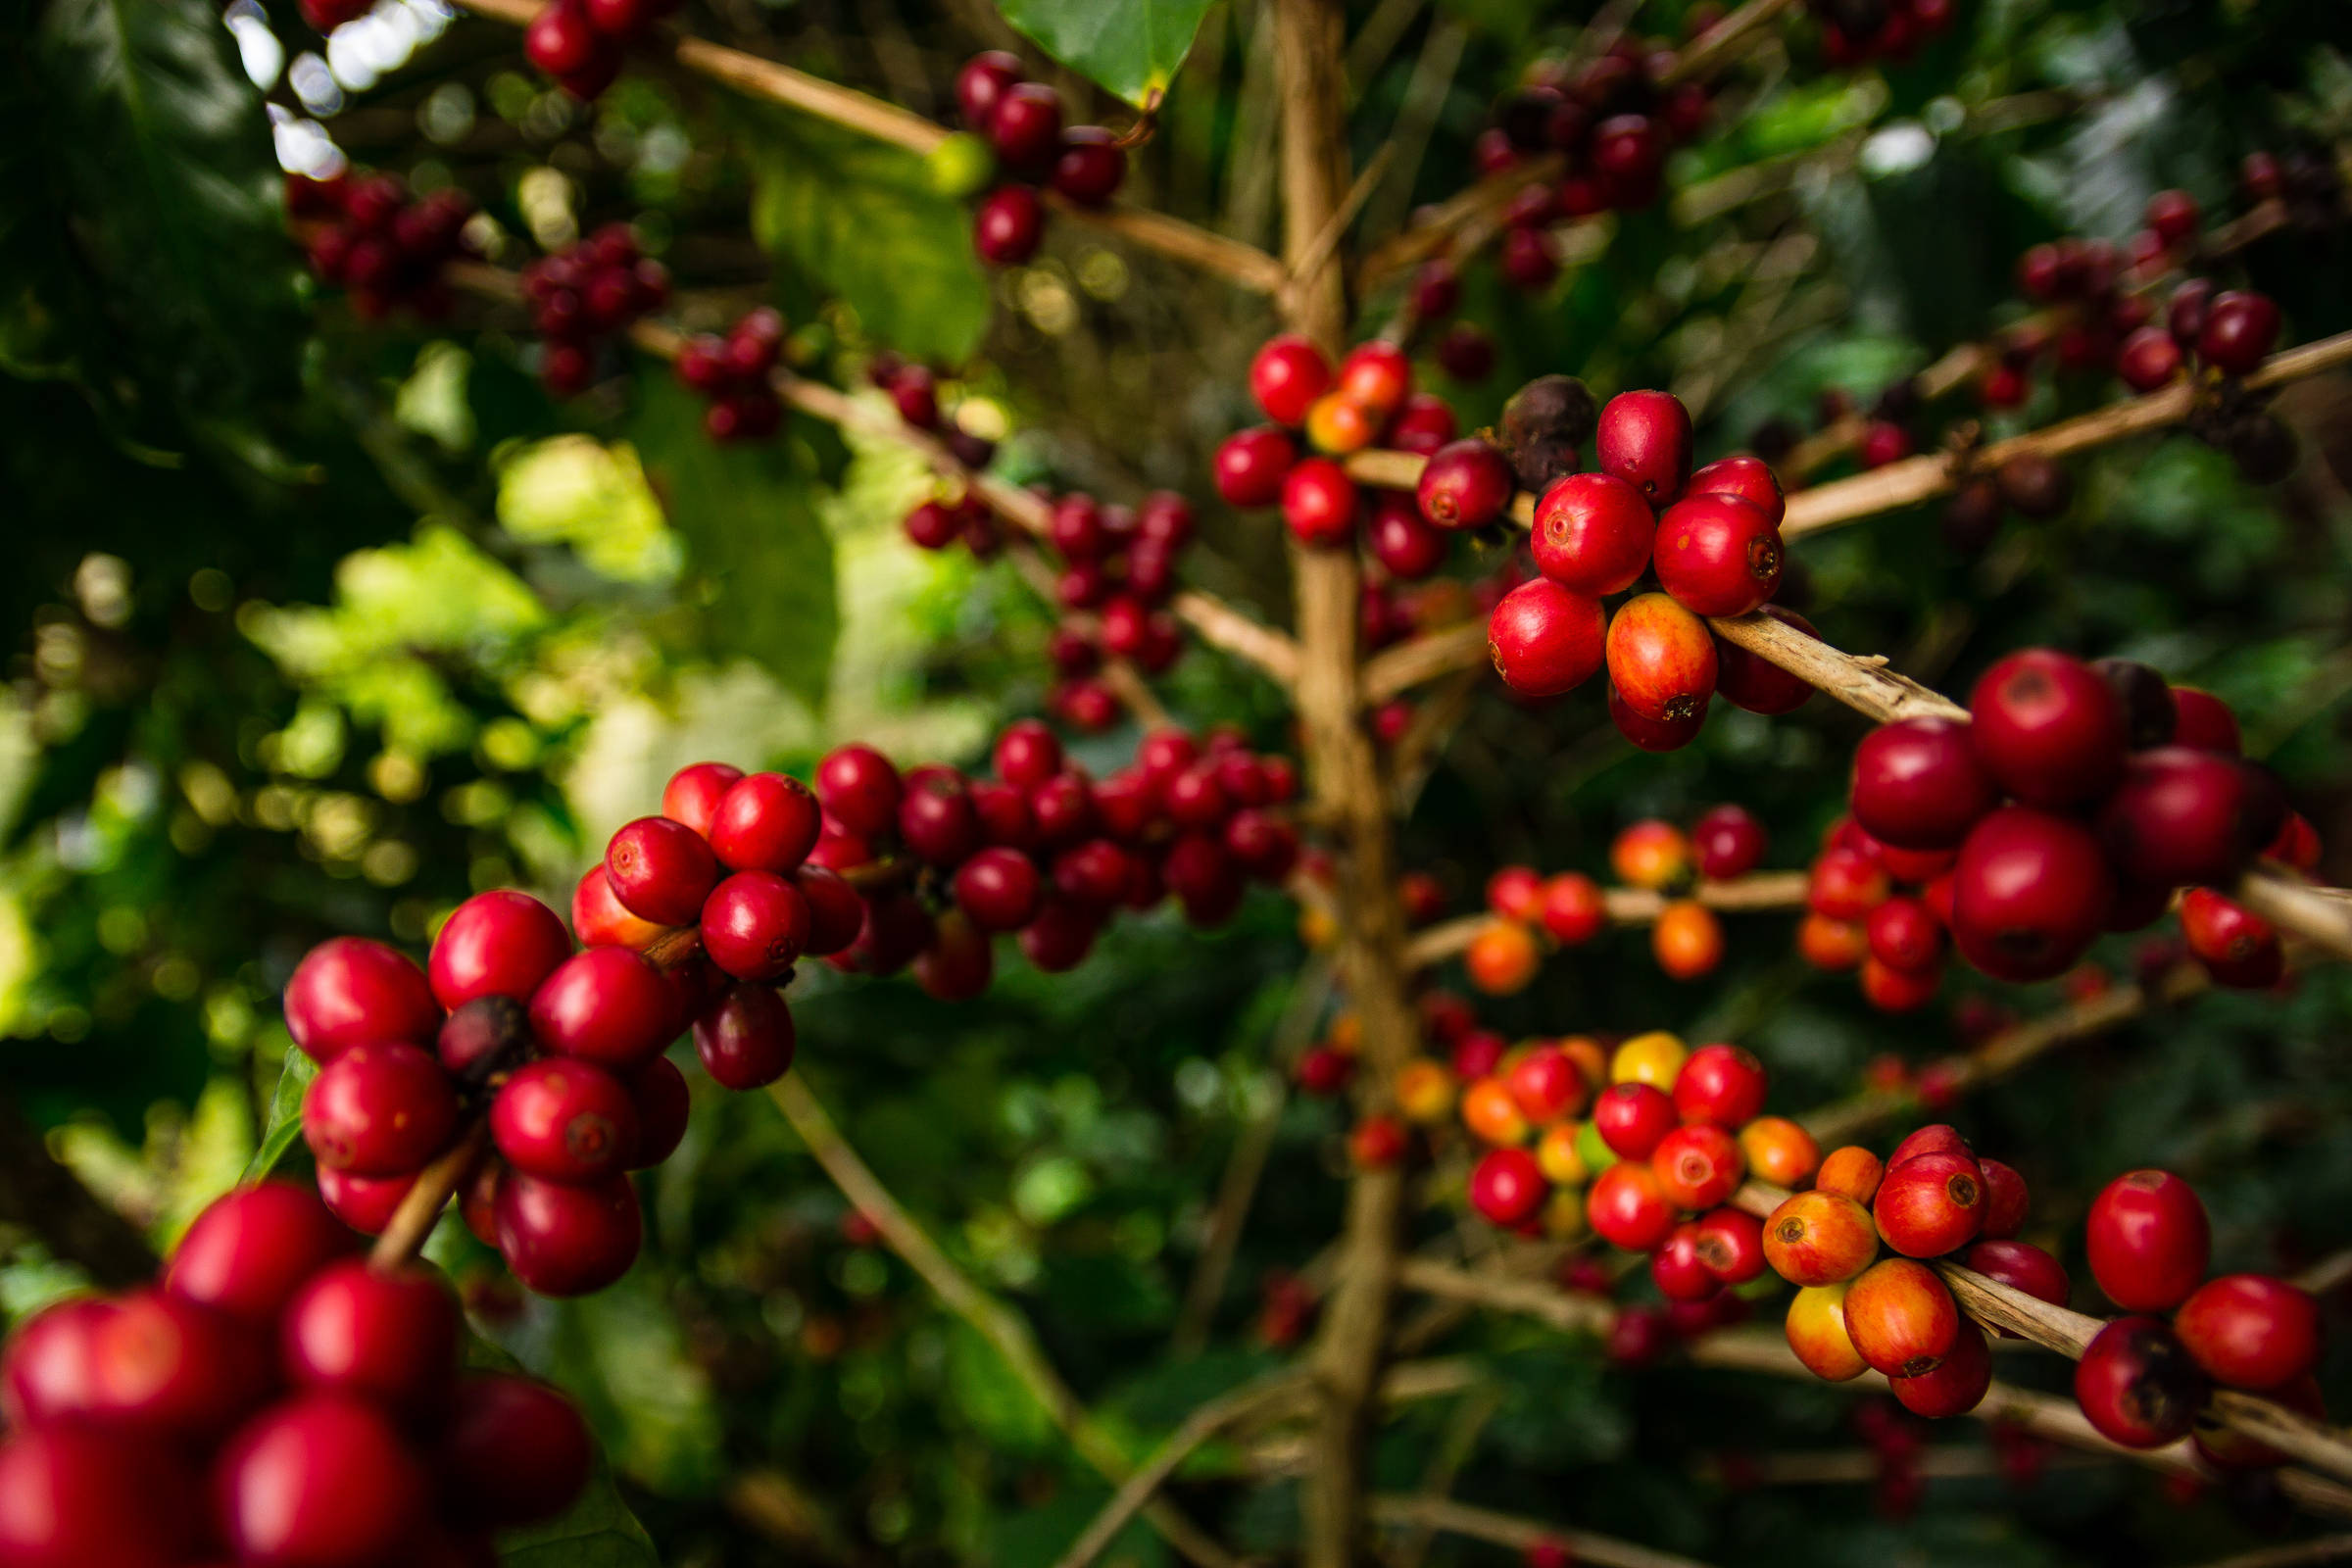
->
xmin=6 ymin=0 xmax=2352 ymax=1563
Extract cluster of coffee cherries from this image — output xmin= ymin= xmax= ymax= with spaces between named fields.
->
xmin=1838 ymin=652 xmax=2301 ymax=992
xmin=653 ymin=726 xmax=1297 ymax=998
xmin=868 ymin=354 xmax=1001 ymax=473
xmin=1809 ymin=0 xmax=1957 ymax=67
xmin=1768 ymin=1124 xmax=2038 ymax=1418
xmin=1486 ymin=388 xmax=1816 ymax=750
xmin=1219 ymin=335 xmax=1475 ymax=570
xmin=953 ymin=53 xmax=1128 ymax=268
xmin=2074 ymin=1169 xmax=2326 ymax=1458
xmin=0 ymin=1181 xmax=591 ymax=1565
xmin=522 ymin=0 xmax=674 ymax=101
xmin=1462 ymin=1032 xmax=1822 ymax=1298
xmin=672 ymin=308 xmax=789 ymax=442
xmin=1936 ymin=450 xmax=2077 ymax=555
xmin=289 ymin=890 xmax=687 ymax=1296
xmin=521 ymin=223 xmax=670 ymax=398
xmin=1471 ymin=31 xmax=1721 ymax=257
xmin=289 ymin=169 xmax=475 ymax=321
xmin=1457 ymin=807 xmax=1769 ymax=994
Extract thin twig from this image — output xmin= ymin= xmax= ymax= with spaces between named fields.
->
xmin=1657 ymin=0 xmax=1800 ymax=84
xmin=1368 ymin=1494 xmax=1721 ymax=1568
xmin=767 ymin=1075 xmax=1240 ymax=1568
xmin=445 ymin=0 xmax=1288 ymax=293
xmin=368 ymin=1118 xmax=490 ymax=1269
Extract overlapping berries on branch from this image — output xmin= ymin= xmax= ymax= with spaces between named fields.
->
xmin=672 ymin=308 xmax=790 ymax=442
xmin=0 ymin=1181 xmax=593 ymax=1566
xmin=289 ymin=169 xmax=477 ymax=321
xmin=1806 ymin=0 xmax=1957 ymax=69
xmin=521 ymin=0 xmax=676 ymax=101
xmin=1826 ymin=651 xmax=2311 ymax=997
xmin=952 ymin=53 xmax=1129 ymax=268
xmin=1484 ymin=383 xmax=1808 ymax=751
xmin=522 ymin=223 xmax=671 ymax=398
xmin=1455 ymin=807 xmax=1773 ymax=993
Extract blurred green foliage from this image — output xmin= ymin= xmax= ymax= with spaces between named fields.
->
xmin=6 ymin=0 xmax=2352 ymax=1565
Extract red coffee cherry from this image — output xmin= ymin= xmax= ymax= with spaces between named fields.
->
xmin=899 ymin=771 xmax=983 ymax=867
xmin=2145 ymin=187 xmax=2200 ymax=244
xmin=2086 ymin=1169 xmax=2210 ymax=1311
xmin=1468 ymin=1147 xmax=1547 ymax=1227
xmin=815 ymin=744 xmax=903 ymax=836
xmin=2174 ymin=1274 xmax=2323 ymax=1391
xmin=708 ymin=772 xmax=821 ymax=873
xmin=1693 ymin=1205 xmax=1767 ymax=1286
xmin=492 ymin=1058 xmax=640 ymax=1184
xmin=284 ymin=936 xmax=441 ymax=1062
xmin=1487 ymin=580 xmax=1605 ymax=697
xmin=1592 ymin=1081 xmax=1678 ymax=1160
xmin=1416 ymin=439 xmax=1516 ymax=529
xmin=1808 ymin=846 xmax=1889 ymax=921
xmin=1949 ymin=806 xmax=2112 ymax=983
xmin=529 ymin=946 xmax=676 ymax=1070
xmin=1688 ymin=454 xmax=1785 ymax=527
xmin=1212 ymin=426 xmax=1297 ymax=507
xmin=280 ymin=1259 xmax=459 ymax=1416
xmin=1977 ymin=1157 xmax=2029 ymax=1239
xmin=993 ymin=718 xmax=1063 ymax=790
xmin=1605 ymin=592 xmax=1717 ymax=722
xmin=165 ymin=1183 xmax=353 ymax=1325
xmin=1540 ymin=872 xmax=1607 ymax=945
xmin=427 ymin=890 xmax=572 ymax=1011
xmin=435 ymin=1373 xmax=594 ymax=1530
xmin=0 ymin=1424 xmax=198 ymax=1567
xmin=83 ymin=1287 xmax=268 ymax=1440
xmin=1 ymin=1298 xmax=113 ymax=1428
xmin=1594 ymin=389 xmax=1692 ymax=504
xmin=1652 ymin=1122 xmax=1744 ymax=1209
xmin=692 ymin=983 xmax=797 ymax=1091
xmin=1281 ymin=457 xmax=1359 ymax=547
xmin=972 ymin=184 xmax=1044 ymax=266
xmin=2180 ymin=889 xmax=2283 ymax=989
xmin=1530 ymin=470 xmax=1655 ymax=596
xmin=1706 ymin=605 xmax=1815 ymax=716
xmin=1968 ymin=649 xmax=2128 ymax=808
xmin=1859 ymin=954 xmax=1941 ymax=1013
xmin=1367 ymin=493 xmax=1448 ymax=579
xmin=2196 ymin=290 xmax=2280 ymax=376
xmin=1890 ymin=1318 xmax=1991 ymax=1418
xmin=2170 ymin=687 xmax=2242 ymax=753
xmin=1051 ymin=126 xmax=1126 ymax=207
xmin=2075 ymin=1316 xmax=2207 ymax=1447
xmin=1586 ymin=1162 xmax=1676 ymax=1251
xmin=1499 ymin=224 xmax=1560 ymax=290
xmin=662 ymin=760 xmax=743 ymax=837
xmin=1335 ymin=340 xmax=1411 ymax=416
xmin=986 ymin=80 xmax=1062 ymax=170
xmin=495 ymin=1171 xmax=642 ymax=1296
xmin=1842 ymin=1258 xmax=1959 ymax=1377
xmin=217 ymin=1391 xmax=428 ymax=1567
xmin=1651 ymin=1223 xmax=1717 ymax=1301
xmin=2118 ymin=325 xmax=2183 ymax=392
xmin=605 ymin=815 xmax=719 ymax=926
xmin=524 ymin=0 xmax=601 ymax=75
xmin=1850 ymin=716 xmax=1997 ymax=850
xmin=1652 ymin=494 xmax=1783 ymax=616
xmin=955 ymin=51 xmax=1022 ymax=127
xmin=952 ymin=846 xmax=1043 ymax=932
xmin=1691 ymin=804 xmax=1767 ymax=879
xmin=1865 ymin=897 xmax=1944 ymax=972
xmin=1672 ymin=1042 xmax=1766 ymax=1128
xmin=794 ymin=866 xmax=865 ymax=956
xmin=1963 ymin=1239 xmax=2070 ymax=1334
xmin=700 ymin=870 xmax=812 ymax=982
xmin=1886 ymin=1123 xmax=1968 ymax=1167
xmin=302 ymin=1041 xmax=459 ymax=1176
xmin=2098 ymin=747 xmax=2285 ymax=891
xmin=1872 ymin=1151 xmax=1986 ymax=1257
xmin=1249 ymin=334 xmax=1332 ymax=426
xmin=572 ymin=864 xmax=662 ymax=951
xmin=1607 ymin=682 xmax=1709 ymax=752
xmin=1761 ymin=1191 xmax=1879 ymax=1287
xmin=627 ymin=1056 xmax=691 ymax=1168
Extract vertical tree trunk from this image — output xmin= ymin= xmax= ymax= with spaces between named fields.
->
xmin=1270 ymin=4 xmax=1423 ymax=1564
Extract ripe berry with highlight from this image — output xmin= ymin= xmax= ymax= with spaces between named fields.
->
xmin=1250 ymin=335 xmax=1332 ymax=426
xmin=692 ymin=984 xmax=797 ymax=1091
xmin=1872 ymin=1151 xmax=1985 ymax=1257
xmin=1488 ymin=580 xmax=1605 ymax=697
xmin=1416 ymin=439 xmax=1516 ymax=529
xmin=709 ymin=772 xmax=822 ymax=873
xmin=493 ymin=1058 xmax=641 ymax=1184
xmin=1762 ymin=1190 xmax=1878 ymax=1287
xmin=1594 ymin=390 xmax=1692 ymax=505
xmin=1969 ymin=650 xmax=2127 ymax=808
xmin=1691 ymin=805 xmax=1767 ymax=879
xmin=1585 ymin=1161 xmax=1676 ymax=1251
xmin=1469 ymin=1147 xmax=1547 ymax=1227
xmin=302 ymin=1041 xmax=458 ymax=1176
xmin=1281 ymin=458 xmax=1358 ymax=547
xmin=429 ymin=890 xmax=571 ymax=1009
xmin=1890 ymin=1318 xmax=1990 ymax=1418
xmin=1963 ymin=1239 xmax=2070 ymax=1331
xmin=1653 ymin=494 xmax=1782 ymax=616
xmin=1842 ymin=1258 xmax=1959 ymax=1377
xmin=1605 ymin=593 xmax=1717 ymax=722
xmin=1652 ymin=1122 xmax=1743 ymax=1209
xmin=2175 ymin=1274 xmax=2322 ymax=1391
xmin=605 ymin=816 xmax=719 ymax=926
xmin=1592 ymin=1081 xmax=1677 ymax=1160
xmin=1740 ymin=1116 xmax=1820 ymax=1188
xmin=2076 ymin=1316 xmax=2206 ymax=1447
xmin=1672 ymin=1042 xmax=1765 ymax=1128
xmin=1949 ymin=807 xmax=2112 ymax=983
xmin=284 ymin=937 xmax=442 ymax=1063
xmin=1851 ymin=717 xmax=1997 ymax=850
xmin=531 ymin=947 xmax=676 ymax=1069
xmin=1786 ymin=1281 xmax=1868 ymax=1381
xmin=2086 ymin=1169 xmax=2210 ymax=1312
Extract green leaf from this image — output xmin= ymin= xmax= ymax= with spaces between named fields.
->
xmin=626 ymin=375 xmax=840 ymax=708
xmin=745 ymin=111 xmax=991 ymax=366
xmin=994 ymin=0 xmax=1216 ymax=106
xmin=239 ymin=1044 xmax=317 ymax=1184
xmin=24 ymin=0 xmax=301 ymax=411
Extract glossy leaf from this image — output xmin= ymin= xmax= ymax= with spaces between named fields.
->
xmin=240 ymin=1044 xmax=318 ymax=1183
xmin=994 ymin=0 xmax=1216 ymax=107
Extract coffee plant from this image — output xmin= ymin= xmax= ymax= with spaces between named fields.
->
xmin=7 ymin=0 xmax=2352 ymax=1563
